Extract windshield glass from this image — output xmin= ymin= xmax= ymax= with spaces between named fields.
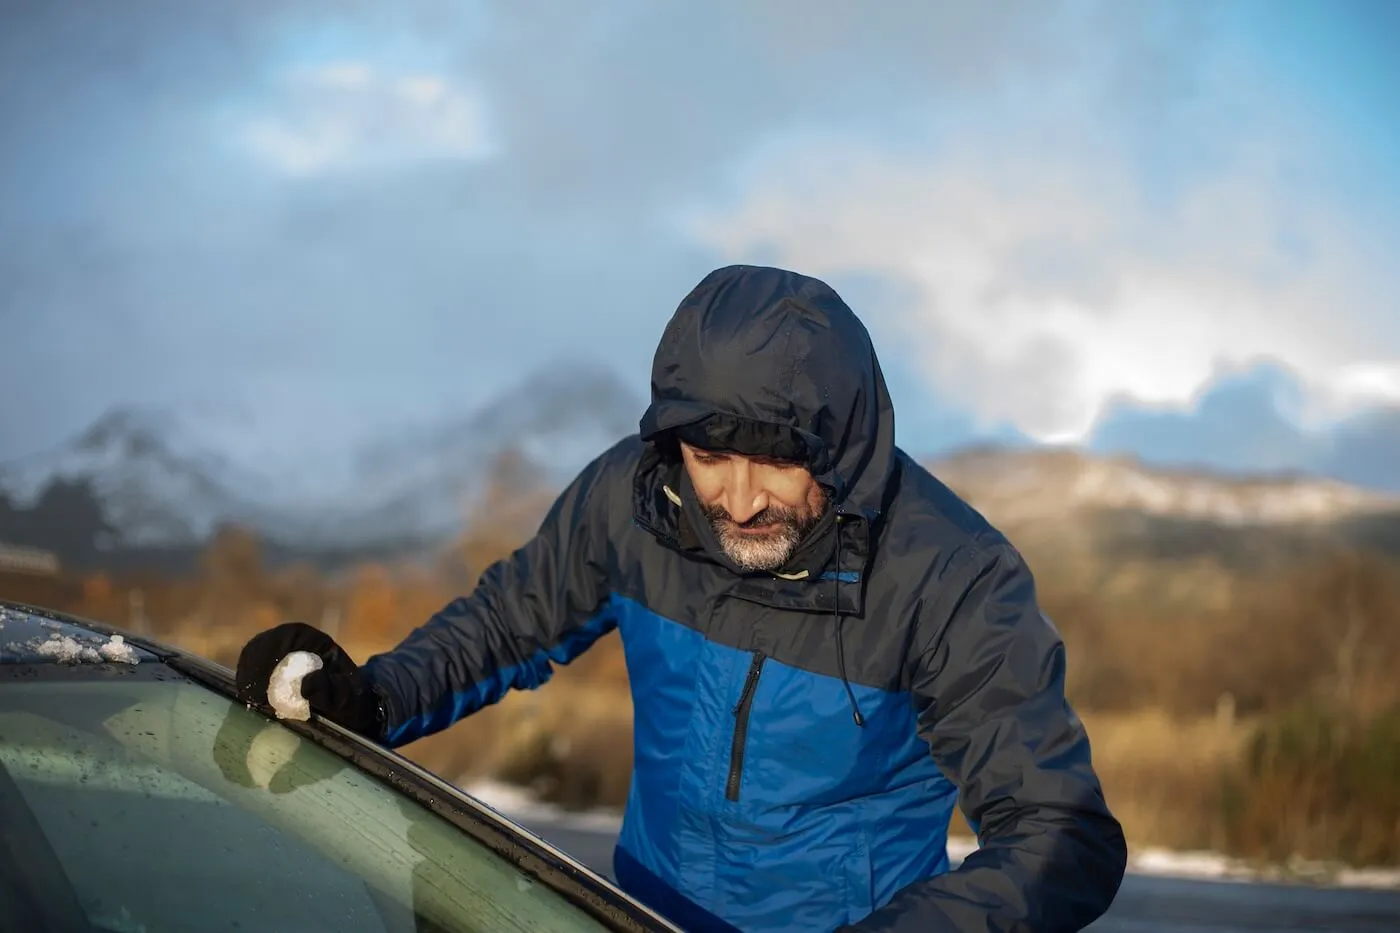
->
xmin=0 ymin=670 xmax=614 ymax=933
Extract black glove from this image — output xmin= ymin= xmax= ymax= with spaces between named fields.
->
xmin=233 ymin=621 xmax=385 ymax=739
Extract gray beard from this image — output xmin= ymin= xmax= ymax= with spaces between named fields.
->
xmin=703 ymin=501 xmax=825 ymax=572
xmin=713 ymin=521 xmax=804 ymax=572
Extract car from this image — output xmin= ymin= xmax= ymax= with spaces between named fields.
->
xmin=0 ymin=598 xmax=683 ymax=933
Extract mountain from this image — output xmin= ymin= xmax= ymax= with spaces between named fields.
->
xmin=930 ymin=444 xmax=1397 ymax=528
xmin=321 ymin=362 xmax=640 ymax=546
xmin=0 ymin=407 xmax=270 ymax=552
xmin=925 ymin=445 xmax=1400 ymax=605
xmin=6 ymin=378 xmax=1400 ymax=581
xmin=0 ymin=361 xmax=643 ymax=573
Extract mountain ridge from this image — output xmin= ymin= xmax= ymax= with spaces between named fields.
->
xmin=4 ymin=383 xmax=1399 ymax=576
xmin=0 ymin=360 xmax=642 ymax=571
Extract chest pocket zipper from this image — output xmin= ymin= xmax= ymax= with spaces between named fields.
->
xmin=726 ymin=651 xmax=766 ymax=801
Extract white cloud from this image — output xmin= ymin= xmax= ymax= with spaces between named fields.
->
xmin=1311 ymin=362 xmax=1400 ymax=425
xmin=680 ymin=119 xmax=1399 ymax=444
xmin=240 ymin=61 xmax=496 ymax=175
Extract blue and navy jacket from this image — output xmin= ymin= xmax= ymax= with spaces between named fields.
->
xmin=363 ymin=265 xmax=1127 ymax=932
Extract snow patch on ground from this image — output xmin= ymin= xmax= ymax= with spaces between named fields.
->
xmin=462 ymin=778 xmax=633 ymax=834
xmin=1129 ymin=846 xmax=1400 ymax=889
xmin=462 ymin=779 xmax=1400 ymax=890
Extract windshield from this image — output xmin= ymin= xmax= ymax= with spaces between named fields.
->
xmin=0 ymin=668 xmax=615 ymax=933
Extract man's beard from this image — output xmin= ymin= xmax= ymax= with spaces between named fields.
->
xmin=702 ymin=501 xmax=826 ymax=572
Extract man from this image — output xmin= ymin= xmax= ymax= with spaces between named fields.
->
xmin=235 ymin=264 xmax=1128 ymax=932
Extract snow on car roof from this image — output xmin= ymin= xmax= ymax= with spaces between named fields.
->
xmin=0 ymin=601 xmax=157 ymax=665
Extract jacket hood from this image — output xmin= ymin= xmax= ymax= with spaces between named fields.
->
xmin=638 ymin=264 xmax=897 ymax=522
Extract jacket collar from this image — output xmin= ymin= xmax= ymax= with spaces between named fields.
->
xmin=631 ymin=448 xmax=868 ymax=616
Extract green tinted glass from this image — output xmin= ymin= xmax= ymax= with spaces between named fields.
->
xmin=0 ymin=677 xmax=613 ymax=933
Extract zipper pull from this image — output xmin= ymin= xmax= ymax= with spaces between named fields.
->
xmin=732 ymin=682 xmax=755 ymax=716
xmin=731 ymin=653 xmax=765 ymax=715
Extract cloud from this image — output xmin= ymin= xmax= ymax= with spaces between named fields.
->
xmin=678 ymin=6 xmax=1399 ymax=446
xmin=238 ymin=62 xmax=496 ymax=176
xmin=1 ymin=0 xmax=1396 ymax=495
xmin=685 ymin=130 xmax=1397 ymax=445
xmin=1088 ymin=360 xmax=1400 ymax=491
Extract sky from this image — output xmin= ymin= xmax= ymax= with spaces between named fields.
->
xmin=2 ymin=0 xmax=1398 ymax=491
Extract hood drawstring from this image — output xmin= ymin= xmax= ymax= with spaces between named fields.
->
xmin=833 ymin=517 xmax=865 ymax=728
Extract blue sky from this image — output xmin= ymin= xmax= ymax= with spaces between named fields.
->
xmin=2 ymin=0 xmax=1397 ymax=490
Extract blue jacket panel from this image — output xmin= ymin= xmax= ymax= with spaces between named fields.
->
xmin=613 ymin=594 xmax=959 ymax=931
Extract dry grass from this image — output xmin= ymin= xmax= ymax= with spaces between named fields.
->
xmin=404 ymin=681 xmax=636 ymax=810
xmin=1080 ymin=708 xmax=1252 ymax=852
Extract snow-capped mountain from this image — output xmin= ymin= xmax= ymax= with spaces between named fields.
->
xmin=0 ymin=361 xmax=644 ymax=558
xmin=276 ymin=362 xmax=641 ymax=546
xmin=6 ymin=372 xmax=1400 ymax=576
xmin=0 ymin=407 xmax=272 ymax=548
xmin=929 ymin=444 xmax=1400 ymax=527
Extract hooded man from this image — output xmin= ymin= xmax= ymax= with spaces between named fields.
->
xmin=234 ymin=265 xmax=1128 ymax=932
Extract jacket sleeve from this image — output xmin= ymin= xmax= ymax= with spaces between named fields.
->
xmin=845 ymin=543 xmax=1128 ymax=933
xmin=359 ymin=447 xmax=621 ymax=748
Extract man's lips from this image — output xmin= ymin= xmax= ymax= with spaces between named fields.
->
xmin=727 ymin=521 xmax=780 ymax=536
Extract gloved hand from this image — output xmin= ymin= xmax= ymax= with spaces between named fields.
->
xmin=233 ymin=621 xmax=385 ymax=739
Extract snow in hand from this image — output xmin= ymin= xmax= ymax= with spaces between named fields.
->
xmin=267 ymin=650 xmax=323 ymax=721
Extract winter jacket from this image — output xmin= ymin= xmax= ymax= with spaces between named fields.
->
xmin=362 ymin=265 xmax=1128 ymax=932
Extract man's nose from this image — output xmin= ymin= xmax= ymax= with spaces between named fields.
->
xmin=723 ymin=466 xmax=769 ymax=523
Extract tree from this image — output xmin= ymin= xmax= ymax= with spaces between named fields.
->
xmin=198 ymin=523 xmax=266 ymax=629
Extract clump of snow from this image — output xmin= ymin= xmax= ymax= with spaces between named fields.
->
xmin=99 ymin=634 xmax=140 ymax=665
xmin=267 ymin=650 xmax=323 ymax=720
xmin=26 ymin=632 xmax=140 ymax=665
xmin=32 ymin=634 xmax=103 ymax=664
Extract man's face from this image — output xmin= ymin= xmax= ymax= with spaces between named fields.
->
xmin=679 ymin=441 xmax=828 ymax=571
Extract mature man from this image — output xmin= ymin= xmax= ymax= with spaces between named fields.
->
xmin=235 ymin=265 xmax=1127 ymax=932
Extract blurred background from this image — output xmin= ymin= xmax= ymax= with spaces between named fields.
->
xmin=2 ymin=0 xmax=1397 ymax=883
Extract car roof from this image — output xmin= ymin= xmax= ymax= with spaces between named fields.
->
xmin=0 ymin=598 xmax=681 ymax=933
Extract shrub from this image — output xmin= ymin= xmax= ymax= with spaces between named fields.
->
xmin=1221 ymin=700 xmax=1400 ymax=866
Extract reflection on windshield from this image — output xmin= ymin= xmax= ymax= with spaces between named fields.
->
xmin=0 ymin=677 xmax=612 ymax=933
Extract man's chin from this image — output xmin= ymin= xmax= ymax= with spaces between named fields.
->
xmin=718 ymin=534 xmax=796 ymax=573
